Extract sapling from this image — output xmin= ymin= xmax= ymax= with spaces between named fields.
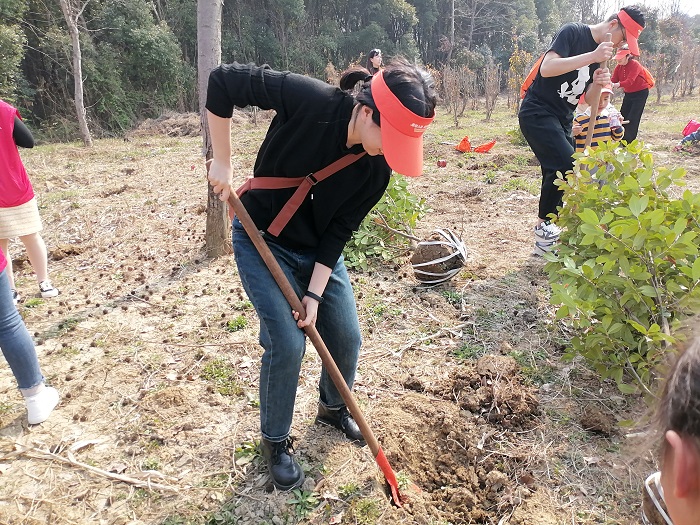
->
xmin=545 ymin=140 xmax=700 ymax=393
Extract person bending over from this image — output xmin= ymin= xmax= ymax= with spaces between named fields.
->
xmin=519 ymin=6 xmax=645 ymax=256
xmin=206 ymin=58 xmax=436 ymax=490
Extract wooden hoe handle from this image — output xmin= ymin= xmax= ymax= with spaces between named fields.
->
xmin=584 ymin=33 xmax=612 ymax=149
xmin=225 ymin=190 xmax=404 ymax=505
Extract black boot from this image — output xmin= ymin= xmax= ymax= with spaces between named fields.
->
xmin=260 ymin=437 xmax=305 ymax=491
xmin=315 ymin=404 xmax=366 ymax=444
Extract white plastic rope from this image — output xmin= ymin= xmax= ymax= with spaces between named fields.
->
xmin=412 ymin=229 xmax=467 ymax=285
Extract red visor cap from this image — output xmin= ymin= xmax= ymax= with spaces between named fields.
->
xmin=372 ymin=70 xmax=434 ymax=177
xmin=615 ymin=48 xmax=631 ymax=60
xmin=618 ymin=9 xmax=643 ymax=56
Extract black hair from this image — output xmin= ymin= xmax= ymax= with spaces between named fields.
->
xmin=609 ymin=5 xmax=646 ymax=29
xmin=339 ymin=58 xmax=436 ymax=128
xmin=653 ymin=321 xmax=700 ymax=459
xmin=366 ymin=49 xmax=382 ymax=75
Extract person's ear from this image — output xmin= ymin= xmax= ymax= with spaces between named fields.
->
xmin=666 ymin=430 xmax=700 ymax=498
xmin=361 ymin=106 xmax=374 ymax=121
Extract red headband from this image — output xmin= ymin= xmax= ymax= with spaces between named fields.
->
xmin=371 ymin=70 xmax=434 ymax=177
xmin=618 ymin=9 xmax=643 ymax=55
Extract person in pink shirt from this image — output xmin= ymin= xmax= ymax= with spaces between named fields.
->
xmin=0 ymin=99 xmax=59 ymax=305
xmin=0 ymin=249 xmax=59 ymax=424
xmin=611 ymin=46 xmax=651 ymax=143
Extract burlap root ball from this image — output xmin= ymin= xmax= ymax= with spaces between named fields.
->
xmin=410 ymin=229 xmax=467 ymax=285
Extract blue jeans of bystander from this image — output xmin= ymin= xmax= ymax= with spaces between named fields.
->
xmin=0 ymin=269 xmax=44 ymax=389
xmin=232 ymin=218 xmax=361 ymax=442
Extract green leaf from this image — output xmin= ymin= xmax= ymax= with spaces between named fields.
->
xmin=628 ymin=320 xmax=648 ymax=334
xmin=693 ymin=258 xmax=700 ymax=280
xmin=617 ymin=384 xmax=637 ymax=394
xmin=649 ymin=209 xmax=666 ymax=226
xmin=629 ymin=195 xmax=649 ymax=217
xmin=612 ymin=207 xmax=632 ymax=217
xmin=578 ymin=208 xmax=599 ymax=225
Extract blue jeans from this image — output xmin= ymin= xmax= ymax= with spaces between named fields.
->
xmin=232 ymin=219 xmax=362 ymax=442
xmin=0 ymin=269 xmax=44 ymax=389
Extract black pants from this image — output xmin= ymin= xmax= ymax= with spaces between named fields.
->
xmin=519 ymin=111 xmax=574 ymax=220
xmin=620 ymin=88 xmax=648 ymax=143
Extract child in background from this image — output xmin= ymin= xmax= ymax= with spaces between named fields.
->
xmin=572 ymin=93 xmax=589 ymax=137
xmin=642 ymin=323 xmax=700 ymax=525
xmin=572 ymin=84 xmax=624 ymax=153
xmin=674 ymin=129 xmax=700 ymax=152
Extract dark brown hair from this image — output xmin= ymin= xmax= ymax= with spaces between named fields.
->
xmin=653 ymin=322 xmax=700 ymax=456
xmin=339 ymin=58 xmax=436 ymax=127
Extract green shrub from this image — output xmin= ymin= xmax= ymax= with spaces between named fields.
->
xmin=545 ymin=140 xmax=700 ymax=393
xmin=343 ymin=175 xmax=430 ymax=270
xmin=506 ymin=126 xmax=528 ymax=146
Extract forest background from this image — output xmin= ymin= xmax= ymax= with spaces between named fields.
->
xmin=1 ymin=0 xmax=699 ymax=142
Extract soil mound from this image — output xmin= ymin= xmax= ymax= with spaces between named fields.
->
xmin=372 ymin=362 xmax=540 ymax=524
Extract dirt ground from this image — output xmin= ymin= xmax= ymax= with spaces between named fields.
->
xmin=0 ymin=103 xmax=698 ymax=525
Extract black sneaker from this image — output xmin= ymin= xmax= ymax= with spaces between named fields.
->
xmin=260 ymin=438 xmax=304 ymax=491
xmin=315 ymin=404 xmax=365 ymax=444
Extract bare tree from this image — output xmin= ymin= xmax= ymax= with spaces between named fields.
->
xmin=482 ymin=59 xmax=501 ymax=121
xmin=58 ymin=0 xmax=92 ymax=147
xmin=442 ymin=65 xmax=476 ymax=127
xmin=447 ymin=0 xmax=455 ymax=63
xmin=198 ymin=0 xmax=229 ymax=258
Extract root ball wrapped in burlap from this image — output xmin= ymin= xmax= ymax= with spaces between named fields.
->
xmin=410 ymin=229 xmax=467 ymax=285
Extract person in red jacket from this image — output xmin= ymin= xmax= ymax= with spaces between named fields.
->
xmin=611 ymin=46 xmax=651 ymax=143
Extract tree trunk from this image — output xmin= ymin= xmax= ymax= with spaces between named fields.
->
xmin=58 ymin=0 xmax=92 ymax=147
xmin=198 ymin=0 xmax=229 ymax=258
xmin=446 ymin=0 xmax=455 ymax=63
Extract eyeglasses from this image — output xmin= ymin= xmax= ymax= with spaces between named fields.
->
xmin=641 ymin=472 xmax=673 ymax=525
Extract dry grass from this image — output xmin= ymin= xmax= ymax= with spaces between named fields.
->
xmin=0 ymin=91 xmax=698 ymax=524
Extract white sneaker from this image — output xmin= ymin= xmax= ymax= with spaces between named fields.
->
xmin=533 ymin=221 xmax=561 ymax=256
xmin=25 ymin=386 xmax=59 ymax=424
xmin=39 ymin=280 xmax=59 ymax=298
